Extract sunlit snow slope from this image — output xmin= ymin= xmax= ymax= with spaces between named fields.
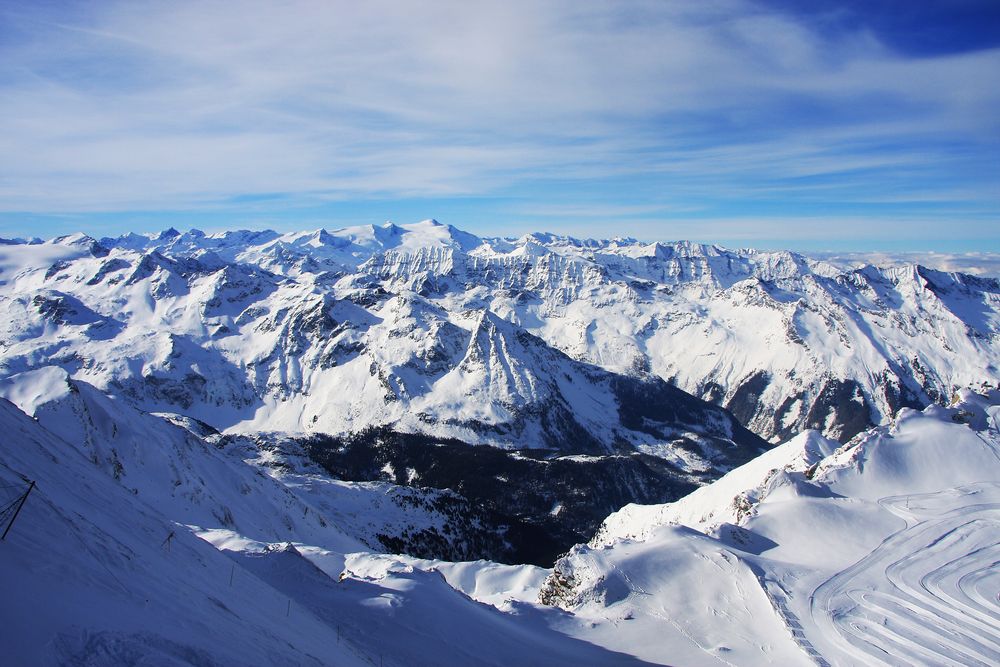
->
xmin=541 ymin=390 xmax=1000 ymax=666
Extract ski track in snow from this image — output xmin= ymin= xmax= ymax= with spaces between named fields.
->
xmin=757 ymin=577 xmax=832 ymax=667
xmin=810 ymin=483 xmax=1000 ymax=666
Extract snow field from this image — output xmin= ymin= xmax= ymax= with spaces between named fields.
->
xmin=546 ymin=393 xmax=1000 ymax=666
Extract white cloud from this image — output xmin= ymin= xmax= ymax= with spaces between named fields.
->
xmin=0 ymin=0 xmax=997 ymax=215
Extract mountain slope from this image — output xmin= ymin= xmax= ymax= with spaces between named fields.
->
xmin=0 ymin=395 xmax=371 ymax=666
xmin=0 ymin=230 xmax=769 ymax=463
xmin=540 ymin=390 xmax=1000 ymax=666
xmin=0 ymin=365 xmax=527 ymax=564
xmin=0 ymin=388 xmax=656 ymax=666
xmin=3 ymin=222 xmax=996 ymax=448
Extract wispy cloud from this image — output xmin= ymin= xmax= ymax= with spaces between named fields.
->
xmin=0 ymin=0 xmax=997 ymax=247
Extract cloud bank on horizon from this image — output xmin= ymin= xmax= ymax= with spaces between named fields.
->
xmin=0 ymin=0 xmax=998 ymax=250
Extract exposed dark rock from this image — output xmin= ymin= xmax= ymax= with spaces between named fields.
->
xmin=724 ymin=370 xmax=771 ymax=429
xmin=296 ymin=426 xmax=763 ymax=566
xmin=805 ymin=378 xmax=874 ymax=443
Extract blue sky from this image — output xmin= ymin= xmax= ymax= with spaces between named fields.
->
xmin=1 ymin=0 xmax=998 ymax=251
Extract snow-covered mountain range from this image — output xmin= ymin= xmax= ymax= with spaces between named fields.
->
xmin=2 ymin=220 xmax=997 ymax=448
xmin=1 ymin=220 xmax=998 ymax=664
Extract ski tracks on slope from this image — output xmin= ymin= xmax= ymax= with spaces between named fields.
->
xmin=809 ymin=484 xmax=1000 ymax=666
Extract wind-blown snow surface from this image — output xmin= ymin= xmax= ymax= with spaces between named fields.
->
xmin=541 ymin=391 xmax=1000 ymax=666
xmin=1 ymin=221 xmax=997 ymax=446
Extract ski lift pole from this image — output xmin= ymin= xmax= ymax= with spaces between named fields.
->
xmin=161 ymin=530 xmax=176 ymax=552
xmin=1 ymin=480 xmax=35 ymax=541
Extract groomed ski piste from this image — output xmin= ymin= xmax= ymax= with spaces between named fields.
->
xmin=810 ymin=485 xmax=1000 ymax=666
xmin=542 ymin=389 xmax=1000 ymax=666
xmin=0 ymin=360 xmax=998 ymax=665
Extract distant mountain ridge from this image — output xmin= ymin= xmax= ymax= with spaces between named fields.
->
xmin=2 ymin=220 xmax=996 ymax=448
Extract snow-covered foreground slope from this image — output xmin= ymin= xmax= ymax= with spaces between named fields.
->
xmin=2 ymin=222 xmax=997 ymax=447
xmin=0 ymin=378 xmax=654 ymax=665
xmin=0 ymin=395 xmax=372 ymax=666
xmin=541 ymin=390 xmax=1000 ymax=666
xmin=1 ymin=352 xmax=996 ymax=664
